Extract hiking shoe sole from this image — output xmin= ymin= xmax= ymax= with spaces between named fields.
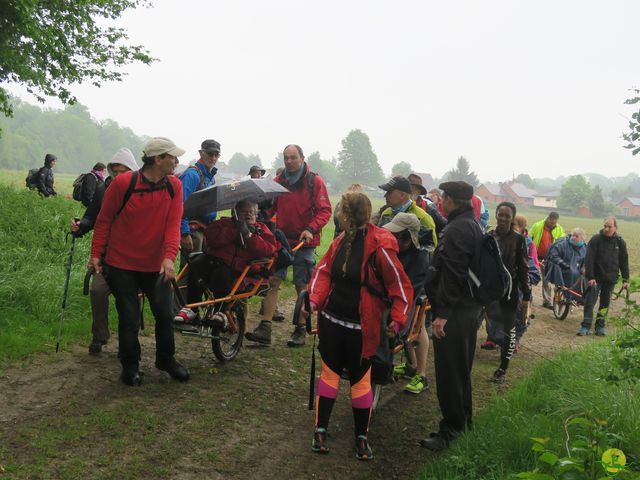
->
xmin=244 ymin=333 xmax=271 ymax=345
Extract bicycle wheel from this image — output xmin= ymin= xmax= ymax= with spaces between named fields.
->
xmin=552 ymin=287 xmax=570 ymax=320
xmin=211 ymin=303 xmax=245 ymax=362
xmin=371 ymin=384 xmax=383 ymax=412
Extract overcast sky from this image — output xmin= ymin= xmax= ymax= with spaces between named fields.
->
xmin=6 ymin=0 xmax=640 ymax=182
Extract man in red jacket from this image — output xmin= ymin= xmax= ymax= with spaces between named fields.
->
xmin=245 ymin=144 xmax=332 ymax=347
xmin=90 ymin=137 xmax=188 ymax=387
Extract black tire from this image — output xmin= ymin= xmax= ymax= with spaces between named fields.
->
xmin=211 ymin=303 xmax=245 ymax=362
xmin=553 ymin=288 xmax=570 ymax=320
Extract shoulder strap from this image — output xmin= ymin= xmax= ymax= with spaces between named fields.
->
xmin=117 ymin=171 xmax=139 ymax=216
xmin=307 ymin=171 xmax=316 ymax=216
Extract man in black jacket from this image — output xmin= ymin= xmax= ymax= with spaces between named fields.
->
xmin=37 ymin=154 xmax=57 ymax=197
xmin=578 ymin=216 xmax=630 ymax=337
xmin=420 ymin=181 xmax=483 ymax=451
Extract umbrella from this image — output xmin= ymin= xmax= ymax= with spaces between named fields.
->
xmin=184 ymin=177 xmax=289 ymax=218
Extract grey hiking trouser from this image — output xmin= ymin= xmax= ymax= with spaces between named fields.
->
xmin=90 ymin=272 xmax=111 ymax=344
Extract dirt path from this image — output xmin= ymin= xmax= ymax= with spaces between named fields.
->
xmin=0 ymin=287 xmax=626 ymax=479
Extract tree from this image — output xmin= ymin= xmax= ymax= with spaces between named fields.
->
xmin=444 ymin=156 xmax=479 ymax=187
xmin=307 ymin=151 xmax=338 ymax=192
xmin=391 ymin=161 xmax=412 ymax=178
xmin=227 ymin=153 xmax=261 ymax=174
xmin=0 ymin=0 xmax=154 ymax=120
xmin=515 ymin=173 xmax=536 ymax=189
xmin=558 ymin=175 xmax=592 ymax=210
xmin=623 ymin=88 xmax=640 ymax=156
xmin=588 ymin=185 xmax=606 ymax=216
xmin=336 ymin=129 xmax=384 ymax=187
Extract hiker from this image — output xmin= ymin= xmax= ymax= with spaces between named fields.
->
xmin=382 ymin=213 xmax=431 ymax=395
xmin=408 ymin=173 xmax=447 ymax=234
xmin=485 ymin=202 xmax=531 ymax=384
xmin=90 ymin=137 xmax=187 ymax=387
xmin=70 ymin=148 xmax=140 ymax=354
xmin=544 ymin=228 xmax=588 ymax=316
xmin=529 ymin=212 xmax=565 ymax=308
xmin=578 ymin=217 xmax=629 ymax=337
xmin=377 ymin=176 xmax=437 ymax=246
xmin=420 ymin=181 xmax=483 ymax=451
xmin=513 ymin=214 xmax=540 ymax=350
xmin=472 ymin=194 xmax=490 ymax=230
xmin=74 ymin=162 xmax=106 ymax=207
xmin=248 ymin=165 xmax=266 ymax=179
xmin=174 ymin=200 xmax=278 ymax=327
xmin=245 ymin=144 xmax=332 ymax=347
xmin=308 ymin=192 xmax=412 ymax=460
xmin=37 ymin=154 xmax=57 ymax=197
xmin=179 ymin=139 xmax=220 ymax=260
xmin=333 ymin=183 xmax=364 ymax=238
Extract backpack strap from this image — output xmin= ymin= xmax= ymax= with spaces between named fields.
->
xmin=181 ymin=165 xmax=205 ymax=192
xmin=117 ymin=171 xmax=139 ymax=216
xmin=307 ymin=170 xmax=316 ymax=216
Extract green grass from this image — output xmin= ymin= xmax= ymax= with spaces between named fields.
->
xmin=419 ymin=341 xmax=640 ymax=480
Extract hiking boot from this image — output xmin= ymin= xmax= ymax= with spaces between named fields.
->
xmin=88 ymin=340 xmax=105 ymax=355
xmin=287 ymin=325 xmax=306 ymax=347
xmin=576 ymin=326 xmax=590 ymax=336
xmin=595 ymin=327 xmax=606 ymax=337
xmin=404 ymin=374 xmax=429 ymax=394
xmin=155 ymin=358 xmax=190 ymax=382
xmin=121 ymin=365 xmax=142 ymax=386
xmin=245 ymin=320 xmax=272 ymax=345
xmin=355 ymin=435 xmax=374 ymax=460
xmin=393 ymin=362 xmax=416 ymax=378
xmin=491 ymin=368 xmax=506 ymax=384
xmin=272 ymin=307 xmax=285 ymax=322
xmin=419 ymin=432 xmax=448 ymax=451
xmin=312 ymin=428 xmax=330 ymax=454
xmin=480 ymin=340 xmax=498 ymax=350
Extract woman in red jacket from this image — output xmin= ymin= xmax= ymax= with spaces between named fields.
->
xmin=174 ymin=200 xmax=278 ymax=325
xmin=308 ymin=192 xmax=412 ymax=460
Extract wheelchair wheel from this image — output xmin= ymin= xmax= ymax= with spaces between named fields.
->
xmin=371 ymin=384 xmax=383 ymax=412
xmin=211 ymin=303 xmax=245 ymax=362
xmin=552 ymin=287 xmax=570 ymax=320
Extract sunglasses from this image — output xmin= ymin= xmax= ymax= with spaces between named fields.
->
xmin=203 ymin=151 xmax=220 ymax=158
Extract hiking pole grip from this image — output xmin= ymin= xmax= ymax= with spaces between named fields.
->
xmin=83 ymin=268 xmax=94 ymax=296
xmin=171 ymin=278 xmax=186 ymax=308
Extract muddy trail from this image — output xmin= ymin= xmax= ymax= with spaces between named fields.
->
xmin=0 ymin=286 xmax=623 ymax=480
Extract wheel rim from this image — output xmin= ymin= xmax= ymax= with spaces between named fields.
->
xmin=213 ymin=305 xmax=244 ymax=359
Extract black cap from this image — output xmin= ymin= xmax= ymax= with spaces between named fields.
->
xmin=201 ymin=139 xmax=221 ymax=153
xmin=438 ymin=181 xmax=474 ymax=200
xmin=249 ymin=165 xmax=266 ymax=175
xmin=379 ymin=176 xmax=412 ymax=194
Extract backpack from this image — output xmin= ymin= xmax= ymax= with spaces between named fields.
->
xmin=26 ymin=168 xmax=42 ymax=189
xmin=467 ymin=234 xmax=512 ymax=306
xmin=179 ymin=165 xmax=206 ymax=192
xmin=116 ymin=171 xmax=175 ymax=216
xmin=72 ymin=172 xmax=98 ymax=206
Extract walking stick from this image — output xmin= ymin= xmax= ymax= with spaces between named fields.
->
xmin=56 ymin=227 xmax=78 ymax=352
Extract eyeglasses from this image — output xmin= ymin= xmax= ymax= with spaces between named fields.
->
xmin=202 ymin=151 xmax=220 ymax=158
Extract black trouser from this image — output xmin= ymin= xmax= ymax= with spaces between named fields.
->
xmin=582 ymin=282 xmax=615 ymax=330
xmin=432 ymin=303 xmax=482 ymax=440
xmin=497 ymin=296 xmax=518 ymax=372
xmin=104 ymin=265 xmax=175 ymax=369
xmin=186 ymin=254 xmax=236 ymax=306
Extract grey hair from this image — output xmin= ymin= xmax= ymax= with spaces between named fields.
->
xmin=571 ymin=227 xmax=585 ymax=239
xmin=604 ymin=216 xmax=618 ymax=228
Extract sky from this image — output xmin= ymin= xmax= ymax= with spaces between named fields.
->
xmin=5 ymin=0 xmax=640 ymax=182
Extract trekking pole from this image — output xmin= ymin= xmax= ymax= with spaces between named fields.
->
xmin=56 ymin=221 xmax=79 ymax=352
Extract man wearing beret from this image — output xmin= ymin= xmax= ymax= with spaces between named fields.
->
xmin=420 ymin=180 xmax=483 ymax=451
xmin=377 ymin=175 xmax=438 ymax=246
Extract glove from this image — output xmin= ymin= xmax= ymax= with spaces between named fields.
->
xmin=238 ymin=220 xmax=251 ymax=238
xmin=559 ymin=262 xmax=570 ymax=270
xmin=247 ymin=224 xmax=257 ymax=234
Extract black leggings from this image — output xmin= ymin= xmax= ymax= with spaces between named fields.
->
xmin=186 ymin=254 xmax=236 ymax=307
xmin=498 ymin=297 xmax=518 ymax=372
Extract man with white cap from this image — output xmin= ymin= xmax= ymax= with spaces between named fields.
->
xmin=71 ymin=148 xmax=140 ymax=354
xmin=91 ymin=137 xmax=188 ymax=386
xmin=383 ymin=212 xmax=431 ymax=395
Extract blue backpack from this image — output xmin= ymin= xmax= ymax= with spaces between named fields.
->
xmin=468 ymin=234 xmax=512 ymax=306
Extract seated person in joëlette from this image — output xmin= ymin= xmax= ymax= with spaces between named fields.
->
xmin=174 ymin=199 xmax=279 ymax=325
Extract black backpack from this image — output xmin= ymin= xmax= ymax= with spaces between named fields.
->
xmin=468 ymin=234 xmax=512 ymax=306
xmin=116 ymin=171 xmax=175 ymax=216
xmin=26 ymin=168 xmax=42 ymax=189
xmin=72 ymin=172 xmax=98 ymax=206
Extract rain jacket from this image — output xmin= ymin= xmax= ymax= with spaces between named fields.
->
xmin=544 ymin=235 xmax=586 ymax=288
xmin=379 ymin=201 xmax=438 ymax=246
xmin=180 ymin=161 xmax=217 ymax=235
xmin=529 ymin=220 xmax=566 ymax=249
xmin=309 ymin=225 xmax=413 ymax=359
xmin=585 ymin=231 xmax=630 ymax=284
xmin=269 ymin=163 xmax=332 ymax=248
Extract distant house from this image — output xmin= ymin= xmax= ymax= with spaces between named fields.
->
xmin=617 ymin=197 xmax=640 ymax=217
xmin=476 ymin=183 xmax=508 ymax=203
xmin=533 ymin=191 xmax=560 ymax=209
xmin=576 ymin=206 xmax=592 ymax=217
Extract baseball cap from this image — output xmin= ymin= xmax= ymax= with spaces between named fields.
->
xmin=201 ymin=139 xmax=221 ymax=153
xmin=382 ymin=212 xmax=421 ymax=248
xmin=143 ymin=137 xmax=186 ymax=157
xmin=378 ymin=176 xmax=412 ymax=194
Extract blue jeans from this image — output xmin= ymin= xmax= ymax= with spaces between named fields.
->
xmin=104 ymin=265 xmax=176 ymax=368
xmin=582 ymin=282 xmax=614 ymax=330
